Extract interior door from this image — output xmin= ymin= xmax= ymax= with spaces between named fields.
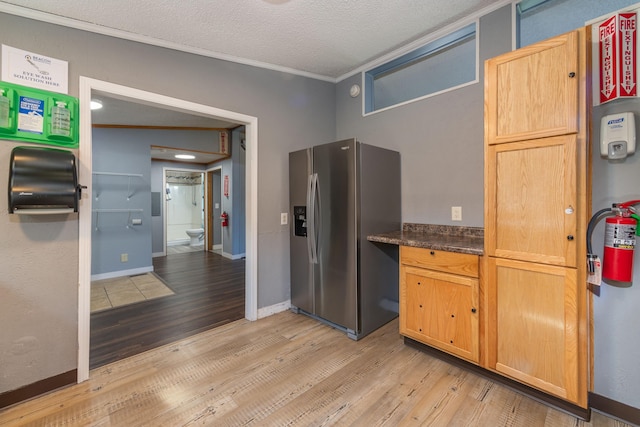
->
xmin=207 ymin=171 xmax=214 ymax=251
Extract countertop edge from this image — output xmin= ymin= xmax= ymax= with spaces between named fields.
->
xmin=367 ymin=227 xmax=484 ymax=256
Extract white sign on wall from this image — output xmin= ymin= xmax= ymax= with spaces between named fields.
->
xmin=1 ymin=45 xmax=68 ymax=94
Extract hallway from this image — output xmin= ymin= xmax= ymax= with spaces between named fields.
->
xmin=90 ymin=250 xmax=245 ymax=369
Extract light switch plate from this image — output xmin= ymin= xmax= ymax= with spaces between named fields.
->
xmin=281 ymin=212 xmax=288 ymax=225
xmin=451 ymin=206 xmax=462 ymax=221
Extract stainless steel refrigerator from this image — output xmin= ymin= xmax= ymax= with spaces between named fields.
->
xmin=289 ymin=138 xmax=401 ymax=340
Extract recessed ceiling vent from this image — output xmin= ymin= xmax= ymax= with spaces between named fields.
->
xmin=8 ymin=146 xmax=80 ymax=215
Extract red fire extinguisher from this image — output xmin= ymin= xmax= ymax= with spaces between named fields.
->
xmin=596 ymin=200 xmax=640 ymax=282
xmin=221 ymin=211 xmax=229 ymax=227
xmin=603 ymin=215 xmax=637 ymax=282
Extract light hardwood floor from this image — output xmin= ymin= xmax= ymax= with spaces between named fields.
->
xmin=0 ymin=311 xmax=631 ymax=426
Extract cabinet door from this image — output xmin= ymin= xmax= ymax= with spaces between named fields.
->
xmin=487 ymin=257 xmax=583 ymax=406
xmin=400 ymin=265 xmax=479 ymax=363
xmin=485 ymin=135 xmax=577 ymax=267
xmin=485 ymin=30 xmax=579 ymax=144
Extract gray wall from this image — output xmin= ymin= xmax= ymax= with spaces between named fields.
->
xmin=337 ymin=1 xmax=640 ymax=412
xmin=230 ymin=128 xmax=246 ymax=256
xmin=211 ymin=169 xmax=222 ymax=248
xmin=92 ymin=128 xmax=152 ymax=276
xmin=213 ymin=154 xmax=239 ymax=257
xmin=0 ymin=142 xmax=78 ymax=392
xmin=518 ymin=0 xmax=638 ymax=47
xmin=591 ymin=98 xmax=640 ymax=410
xmin=3 ymin=2 xmax=640 ymax=414
xmin=94 ymin=127 xmax=227 ymax=274
xmin=590 ymin=11 xmax=640 ymax=409
xmin=0 ymin=12 xmax=334 ymax=394
xmin=336 ymin=5 xmax=513 ymax=227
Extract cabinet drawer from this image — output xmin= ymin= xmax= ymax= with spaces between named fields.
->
xmin=401 ymin=246 xmax=479 ymax=278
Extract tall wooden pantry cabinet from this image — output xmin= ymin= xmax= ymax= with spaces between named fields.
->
xmin=484 ymin=28 xmax=590 ymax=409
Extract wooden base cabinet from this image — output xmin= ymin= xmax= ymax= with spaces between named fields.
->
xmin=400 ymin=247 xmax=480 ymax=363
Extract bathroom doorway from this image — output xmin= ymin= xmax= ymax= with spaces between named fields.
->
xmin=163 ymin=168 xmax=206 ymax=254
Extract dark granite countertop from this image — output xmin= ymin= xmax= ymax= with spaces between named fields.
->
xmin=367 ymin=223 xmax=484 ymax=255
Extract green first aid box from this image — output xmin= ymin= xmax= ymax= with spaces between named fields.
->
xmin=0 ymin=81 xmax=79 ymax=148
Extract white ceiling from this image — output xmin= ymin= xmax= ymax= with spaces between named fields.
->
xmin=0 ymin=0 xmax=509 ymax=160
xmin=0 ymin=0 xmax=507 ymax=81
xmin=91 ymin=94 xmax=238 ymax=128
xmin=150 ymin=145 xmax=230 ymax=165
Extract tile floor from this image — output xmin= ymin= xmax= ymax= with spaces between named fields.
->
xmin=91 ymin=273 xmax=175 ymax=313
xmin=167 ymin=243 xmax=205 ymax=255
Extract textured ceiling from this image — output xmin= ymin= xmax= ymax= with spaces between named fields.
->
xmin=1 ymin=0 xmax=508 ymax=131
xmin=0 ymin=0 xmax=506 ymax=80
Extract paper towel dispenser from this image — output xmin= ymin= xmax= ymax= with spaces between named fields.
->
xmin=8 ymin=146 xmax=79 ymax=214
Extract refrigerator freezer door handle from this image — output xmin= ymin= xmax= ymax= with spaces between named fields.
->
xmin=307 ymin=173 xmax=318 ymax=264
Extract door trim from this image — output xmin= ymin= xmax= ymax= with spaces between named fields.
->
xmin=206 ymin=166 xmax=223 ymax=253
xmin=77 ymin=77 xmax=259 ymax=383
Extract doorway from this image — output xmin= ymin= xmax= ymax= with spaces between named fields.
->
xmin=207 ymin=167 xmax=223 ymax=254
xmin=78 ymin=77 xmax=258 ymax=382
xmin=164 ymin=168 xmax=206 ymax=254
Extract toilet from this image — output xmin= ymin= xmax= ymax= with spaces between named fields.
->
xmin=185 ymin=228 xmax=204 ymax=246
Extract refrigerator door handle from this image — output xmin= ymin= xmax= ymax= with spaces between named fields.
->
xmin=307 ymin=173 xmax=318 ymax=264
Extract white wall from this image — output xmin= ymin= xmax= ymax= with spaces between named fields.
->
xmin=166 ymin=181 xmax=203 ymax=243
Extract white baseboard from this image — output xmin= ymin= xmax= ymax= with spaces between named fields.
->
xmin=91 ymin=266 xmax=154 ymax=281
xmin=222 ymin=251 xmax=246 ymax=260
xmin=152 ymin=251 xmax=165 ymax=258
xmin=213 ymin=244 xmax=222 ymax=250
xmin=257 ymin=300 xmax=291 ymax=319
xmin=168 ymin=239 xmax=190 ymax=247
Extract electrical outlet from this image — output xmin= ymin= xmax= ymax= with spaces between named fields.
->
xmin=451 ymin=206 xmax=462 ymax=221
xmin=281 ymin=212 xmax=288 ymax=225
xmin=121 ymin=253 xmax=128 ymax=263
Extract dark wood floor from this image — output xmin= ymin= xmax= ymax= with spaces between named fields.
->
xmin=90 ymin=251 xmax=245 ymax=369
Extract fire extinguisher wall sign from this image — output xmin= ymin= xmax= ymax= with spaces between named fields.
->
xmin=603 ymin=216 xmax=637 ymax=282
xmin=598 ymin=12 xmax=637 ymax=104
xmin=599 ymin=15 xmax=619 ymax=103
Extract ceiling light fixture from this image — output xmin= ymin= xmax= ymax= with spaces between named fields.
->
xmin=175 ymin=154 xmax=196 ymax=160
xmin=90 ymin=99 xmax=103 ymax=110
